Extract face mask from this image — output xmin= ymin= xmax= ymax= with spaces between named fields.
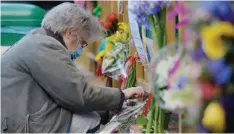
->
xmin=70 ymin=44 xmax=83 ymax=60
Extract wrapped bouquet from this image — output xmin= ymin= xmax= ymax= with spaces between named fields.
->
xmin=96 ymin=22 xmax=130 ymax=80
xmin=148 ymin=1 xmax=234 ymax=133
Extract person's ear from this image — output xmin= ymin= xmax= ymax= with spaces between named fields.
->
xmin=64 ymin=28 xmax=73 ymax=39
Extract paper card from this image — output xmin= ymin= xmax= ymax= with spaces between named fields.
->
xmin=141 ymin=27 xmax=157 ymax=65
xmin=118 ymin=0 xmax=124 ymax=14
xmin=128 ymin=2 xmax=146 ymax=63
xmin=145 ymin=37 xmax=155 ymax=62
xmin=141 ymin=27 xmax=149 ymax=64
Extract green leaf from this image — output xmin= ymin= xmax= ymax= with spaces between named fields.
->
xmin=136 ymin=115 xmax=148 ymax=126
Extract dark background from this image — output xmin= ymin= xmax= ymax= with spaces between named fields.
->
xmin=1 ymin=1 xmax=74 ymax=11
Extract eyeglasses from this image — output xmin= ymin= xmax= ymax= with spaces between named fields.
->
xmin=81 ymin=39 xmax=88 ymax=48
xmin=74 ymin=31 xmax=88 ymax=48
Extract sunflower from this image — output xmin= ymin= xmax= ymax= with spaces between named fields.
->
xmin=200 ymin=22 xmax=234 ymax=60
xmin=202 ymin=101 xmax=226 ymax=132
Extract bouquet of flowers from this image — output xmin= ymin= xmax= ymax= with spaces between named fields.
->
xmin=186 ymin=1 xmax=234 ymax=133
xmin=96 ymin=13 xmax=119 ymax=78
xmin=96 ymin=23 xmax=130 ymax=80
xmin=149 ymin=1 xmax=234 ymax=133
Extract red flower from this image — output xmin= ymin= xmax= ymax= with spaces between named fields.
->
xmin=103 ymin=21 xmax=112 ymax=29
xmin=111 ymin=13 xmax=118 ymax=21
xmin=199 ymin=81 xmax=218 ymax=100
xmin=107 ymin=13 xmax=118 ymax=22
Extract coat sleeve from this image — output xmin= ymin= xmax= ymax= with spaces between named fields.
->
xmin=23 ymin=36 xmax=123 ymax=113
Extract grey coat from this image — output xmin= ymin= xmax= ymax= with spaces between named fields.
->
xmin=1 ymin=28 xmax=122 ymax=133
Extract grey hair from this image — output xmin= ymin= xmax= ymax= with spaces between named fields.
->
xmin=42 ymin=2 xmax=104 ymax=43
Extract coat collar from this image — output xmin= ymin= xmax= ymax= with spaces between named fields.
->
xmin=43 ymin=28 xmax=67 ymax=49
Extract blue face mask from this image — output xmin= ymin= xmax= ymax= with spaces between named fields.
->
xmin=70 ymin=44 xmax=83 ymax=60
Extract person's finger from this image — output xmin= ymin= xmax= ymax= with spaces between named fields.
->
xmin=133 ymin=94 xmax=141 ymax=98
xmin=134 ymin=94 xmax=138 ymax=98
xmin=141 ymin=91 xmax=144 ymax=96
xmin=140 ymin=92 xmax=143 ymax=98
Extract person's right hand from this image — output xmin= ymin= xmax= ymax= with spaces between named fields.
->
xmin=122 ymin=87 xmax=144 ymax=99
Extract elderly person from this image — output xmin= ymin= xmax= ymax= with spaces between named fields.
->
xmin=1 ymin=3 xmax=144 ymax=133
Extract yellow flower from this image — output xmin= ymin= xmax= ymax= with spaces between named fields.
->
xmin=95 ymin=36 xmax=116 ymax=61
xmin=202 ymin=101 xmax=226 ymax=132
xmin=95 ymin=50 xmax=105 ymax=61
xmin=118 ymin=22 xmax=130 ymax=34
xmin=105 ymin=42 xmax=114 ymax=52
xmin=200 ymin=22 xmax=234 ymax=60
xmin=95 ymin=22 xmax=130 ymax=60
xmin=116 ymin=22 xmax=130 ymax=43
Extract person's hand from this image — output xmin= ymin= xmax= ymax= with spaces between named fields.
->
xmin=122 ymin=87 xmax=144 ymax=99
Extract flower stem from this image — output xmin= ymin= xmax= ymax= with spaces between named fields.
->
xmin=154 ymin=103 xmax=159 ymax=133
xmin=146 ymin=97 xmax=155 ymax=133
xmin=160 ymin=109 xmax=165 ymax=133
xmin=145 ymin=8 xmax=168 ymax=134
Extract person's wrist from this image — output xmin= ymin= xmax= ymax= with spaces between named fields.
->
xmin=118 ymin=89 xmax=125 ymax=109
xmin=122 ymin=90 xmax=130 ymax=99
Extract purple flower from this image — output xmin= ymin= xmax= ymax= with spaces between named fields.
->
xmin=136 ymin=15 xmax=150 ymax=27
xmin=152 ymin=1 xmax=171 ymax=8
xmin=200 ymin=1 xmax=234 ymax=23
xmin=128 ymin=1 xmax=172 ymax=26
xmin=128 ymin=1 xmax=172 ymax=15
xmin=156 ymin=1 xmax=171 ymax=8
xmin=166 ymin=1 xmax=172 ymax=8
xmin=146 ymin=2 xmax=161 ymax=15
xmin=206 ymin=59 xmax=232 ymax=85
xmin=177 ymin=76 xmax=188 ymax=89
xmin=128 ymin=1 xmax=144 ymax=16
xmin=191 ymin=45 xmax=207 ymax=61
xmin=138 ymin=1 xmax=160 ymax=15
xmin=139 ymin=1 xmax=171 ymax=15
xmin=199 ymin=124 xmax=211 ymax=133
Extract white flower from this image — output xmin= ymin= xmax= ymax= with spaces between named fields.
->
xmin=155 ymin=56 xmax=178 ymax=88
xmin=161 ymin=85 xmax=201 ymax=112
xmin=182 ymin=58 xmax=202 ymax=79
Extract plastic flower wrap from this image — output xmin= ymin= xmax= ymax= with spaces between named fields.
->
xmin=101 ymin=42 xmax=129 ymax=80
xmin=140 ymin=42 xmax=201 ymax=133
xmin=148 ymin=43 xmax=202 ymax=115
